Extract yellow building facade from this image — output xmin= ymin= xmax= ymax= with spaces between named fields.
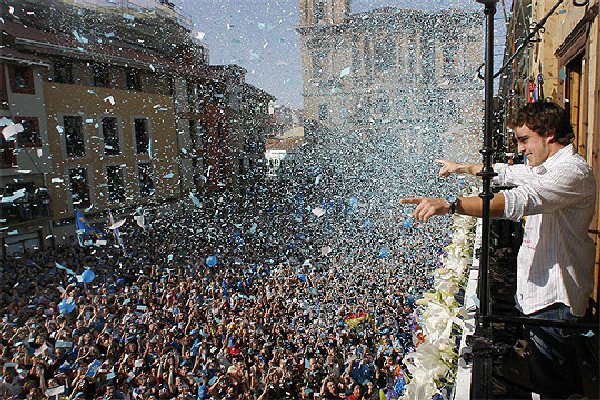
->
xmin=44 ymin=83 xmax=180 ymax=219
xmin=527 ymin=0 xmax=600 ymax=300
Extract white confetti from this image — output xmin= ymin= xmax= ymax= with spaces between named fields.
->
xmin=312 ymin=207 xmax=326 ymax=217
xmin=2 ymin=123 xmax=24 ymax=140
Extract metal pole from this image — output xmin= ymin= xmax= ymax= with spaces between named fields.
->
xmin=470 ymin=3 xmax=498 ymax=399
xmin=476 ymin=0 xmax=498 ymax=327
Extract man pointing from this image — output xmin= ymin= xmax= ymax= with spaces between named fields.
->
xmin=401 ymin=101 xmax=597 ymax=398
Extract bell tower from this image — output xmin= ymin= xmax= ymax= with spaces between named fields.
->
xmin=299 ymin=0 xmax=350 ymax=27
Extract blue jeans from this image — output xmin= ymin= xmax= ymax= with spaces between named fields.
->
xmin=524 ymin=303 xmax=597 ymax=399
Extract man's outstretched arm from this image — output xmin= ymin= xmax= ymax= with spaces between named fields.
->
xmin=400 ymin=194 xmax=505 ymax=222
xmin=436 ymin=159 xmax=483 ymax=178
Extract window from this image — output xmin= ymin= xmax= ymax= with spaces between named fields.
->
xmin=64 ymin=116 xmax=85 ymax=157
xmin=10 ymin=65 xmax=34 ymax=94
xmin=198 ymin=120 xmax=207 ymax=147
xmin=167 ymin=76 xmax=175 ymax=96
xmin=137 ymin=163 xmax=155 ymax=196
xmin=363 ymin=36 xmax=372 ymax=74
xmin=189 ymin=119 xmax=197 ymax=147
xmin=14 ymin=117 xmax=41 ymax=147
xmin=92 ymin=63 xmax=109 ymax=87
xmin=102 ymin=117 xmax=120 ymax=155
xmin=68 ymin=167 xmax=90 ymax=207
xmin=196 ymin=82 xmax=205 ymax=113
xmin=314 ymin=0 xmax=325 ymax=22
xmin=54 ymin=61 xmax=74 ymax=84
xmin=352 ymin=36 xmax=361 ymax=73
xmin=374 ymin=39 xmax=396 ymax=72
xmin=443 ymin=45 xmax=459 ymax=77
xmin=126 ymin=69 xmax=141 ymax=90
xmin=106 ymin=165 xmax=126 ymax=203
xmin=217 ymin=122 xmax=226 ymax=147
xmin=319 ymin=104 xmax=329 ymax=121
xmin=187 ymin=81 xmax=196 ymax=105
xmin=134 ymin=118 xmax=150 ymax=154
xmin=0 ymin=64 xmax=8 ymax=109
xmin=1 ymin=135 xmax=17 ymax=168
xmin=312 ymin=52 xmax=325 ymax=78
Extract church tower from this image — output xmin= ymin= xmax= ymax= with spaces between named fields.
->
xmin=299 ymin=0 xmax=350 ymax=27
xmin=297 ymin=0 xmax=351 ymax=126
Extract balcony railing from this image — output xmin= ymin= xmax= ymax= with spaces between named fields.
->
xmin=0 ymin=192 xmax=51 ymax=224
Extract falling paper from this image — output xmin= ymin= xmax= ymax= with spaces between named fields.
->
xmin=163 ymin=172 xmax=175 ymax=179
xmin=73 ymin=31 xmax=89 ymax=44
xmin=108 ymin=219 xmax=126 ymax=230
xmin=312 ymin=207 xmax=326 ymax=217
xmin=45 ymin=386 xmax=65 ymax=397
xmin=134 ymin=215 xmax=145 ymax=228
xmin=103 ymin=96 xmax=115 ymax=105
xmin=55 ymin=262 xmax=76 ymax=275
xmin=189 ymin=192 xmax=202 ymax=208
xmin=195 ymin=31 xmax=205 ymax=40
xmin=339 ymin=67 xmax=351 ymax=77
xmin=2 ymin=188 xmax=26 ymax=204
xmin=34 ymin=343 xmax=48 ymax=356
xmin=2 ymin=123 xmax=24 ymax=140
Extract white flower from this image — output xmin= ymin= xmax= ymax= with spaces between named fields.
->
xmin=402 ymin=213 xmax=476 ymax=399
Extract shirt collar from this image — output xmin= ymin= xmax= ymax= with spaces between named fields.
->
xmin=536 ymin=143 xmax=574 ymax=173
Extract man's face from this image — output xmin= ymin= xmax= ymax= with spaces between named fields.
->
xmin=514 ymin=124 xmax=553 ymax=167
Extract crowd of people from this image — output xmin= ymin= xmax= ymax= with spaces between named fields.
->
xmin=1 ymin=124 xmax=464 ymax=399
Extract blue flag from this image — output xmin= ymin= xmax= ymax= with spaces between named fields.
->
xmin=75 ymin=208 xmax=103 ymax=246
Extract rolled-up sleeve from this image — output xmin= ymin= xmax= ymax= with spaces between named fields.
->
xmin=494 ymin=163 xmax=533 ymax=187
xmin=502 ymin=163 xmax=591 ymax=221
xmin=493 ymin=163 xmax=508 ymax=185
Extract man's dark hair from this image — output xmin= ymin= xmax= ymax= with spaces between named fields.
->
xmin=508 ymin=101 xmax=574 ymax=145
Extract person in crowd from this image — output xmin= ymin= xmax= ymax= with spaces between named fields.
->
xmin=2 ymin=113 xmax=460 ymax=399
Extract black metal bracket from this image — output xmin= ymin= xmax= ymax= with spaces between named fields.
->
xmin=477 ymin=0 xmax=565 ymax=80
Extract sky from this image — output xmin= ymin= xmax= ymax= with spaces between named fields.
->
xmin=178 ymin=0 xmax=510 ymax=110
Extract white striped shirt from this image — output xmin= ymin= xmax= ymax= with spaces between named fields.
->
xmin=494 ymin=144 xmax=597 ymax=317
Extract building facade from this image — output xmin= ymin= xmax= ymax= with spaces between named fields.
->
xmin=1 ymin=47 xmax=52 ymax=254
xmin=1 ymin=0 xmax=276 ymax=256
xmin=0 ymin=18 xmax=182 ymax=252
xmin=297 ymin=0 xmax=484 ymax=140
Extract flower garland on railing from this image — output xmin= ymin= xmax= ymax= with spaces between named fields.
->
xmin=401 ymin=211 xmax=477 ymax=400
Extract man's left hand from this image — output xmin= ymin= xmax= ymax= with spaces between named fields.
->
xmin=400 ymin=198 xmax=449 ymax=222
